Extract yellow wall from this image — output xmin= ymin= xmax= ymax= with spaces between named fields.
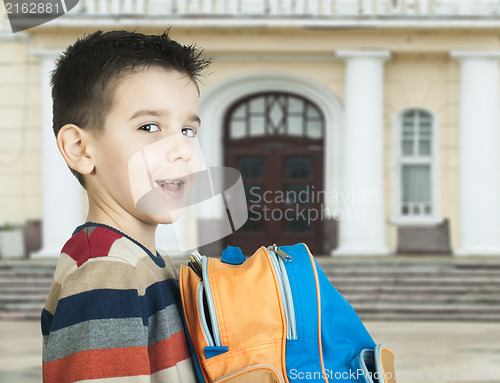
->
xmin=0 ymin=39 xmax=42 ymax=222
xmin=0 ymin=24 xmax=494 ymax=251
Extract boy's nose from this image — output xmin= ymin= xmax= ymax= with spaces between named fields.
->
xmin=166 ymin=133 xmax=193 ymax=163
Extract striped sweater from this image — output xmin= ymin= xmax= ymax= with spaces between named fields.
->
xmin=41 ymin=222 xmax=197 ymax=383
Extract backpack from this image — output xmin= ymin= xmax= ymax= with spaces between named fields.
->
xmin=179 ymin=243 xmax=397 ymax=383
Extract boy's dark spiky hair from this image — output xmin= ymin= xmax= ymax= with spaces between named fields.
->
xmin=51 ymin=29 xmax=211 ymax=188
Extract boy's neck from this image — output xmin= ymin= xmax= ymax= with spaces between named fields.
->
xmin=86 ymin=203 xmax=158 ymax=256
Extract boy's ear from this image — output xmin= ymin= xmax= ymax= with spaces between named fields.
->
xmin=56 ymin=124 xmax=95 ymax=175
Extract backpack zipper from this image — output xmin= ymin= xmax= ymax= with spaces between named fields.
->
xmin=197 ymin=281 xmax=215 ymax=347
xmin=267 ymin=244 xmax=297 ymax=340
xmin=269 ymin=243 xmax=293 ymax=262
xmin=201 ymin=255 xmax=222 ymax=347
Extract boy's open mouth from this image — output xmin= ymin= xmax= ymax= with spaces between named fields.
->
xmin=155 ymin=177 xmax=186 ymax=200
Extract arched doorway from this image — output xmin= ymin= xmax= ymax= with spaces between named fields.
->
xmin=223 ymin=92 xmax=325 ymax=254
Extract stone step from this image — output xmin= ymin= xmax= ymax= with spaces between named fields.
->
xmin=352 ymin=302 xmax=500 ymax=312
xmin=0 ymin=312 xmax=41 ymax=320
xmin=324 ymin=269 xmax=500 ymax=278
xmin=0 ymin=283 xmax=52 ymax=291
xmin=342 ymin=292 xmax=500 ymax=304
xmin=325 ymin=264 xmax=500 ymax=269
xmin=336 ymin=284 xmax=500 ymax=293
xmin=0 ymin=293 xmax=51 ymax=302
xmin=3 ymin=289 xmax=498 ymax=303
xmin=2 ymin=258 xmax=500 ymax=321
xmin=357 ymin=312 xmax=500 ymax=321
xmin=3 ymin=268 xmax=500 ymax=278
xmin=328 ymin=276 xmax=500 ymax=285
xmin=0 ymin=284 xmax=51 ymax=292
xmin=0 ymin=302 xmax=44 ymax=319
xmin=0 ymin=279 xmax=52 ymax=287
xmin=0 ymin=273 xmax=54 ymax=278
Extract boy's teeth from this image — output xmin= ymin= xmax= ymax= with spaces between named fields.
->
xmin=163 ymin=180 xmax=181 ymax=191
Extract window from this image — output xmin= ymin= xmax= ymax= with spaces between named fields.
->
xmin=227 ymin=93 xmax=324 ymax=140
xmin=396 ymin=109 xmax=436 ymax=219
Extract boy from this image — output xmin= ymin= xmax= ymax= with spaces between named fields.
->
xmin=41 ymin=29 xmax=211 ymax=382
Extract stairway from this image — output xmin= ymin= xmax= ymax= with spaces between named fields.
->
xmin=0 ymin=260 xmax=55 ymax=320
xmin=1 ymin=256 xmax=500 ymax=321
xmin=318 ymin=256 xmax=500 ymax=321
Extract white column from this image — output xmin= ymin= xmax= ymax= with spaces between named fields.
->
xmin=333 ymin=50 xmax=391 ymax=255
xmin=30 ymin=50 xmax=84 ymax=258
xmin=451 ymin=51 xmax=500 ymax=256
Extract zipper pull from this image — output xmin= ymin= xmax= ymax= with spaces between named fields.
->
xmin=270 ymin=243 xmax=293 ymax=262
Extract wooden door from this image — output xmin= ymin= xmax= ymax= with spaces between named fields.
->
xmin=223 ymin=93 xmax=324 ymax=254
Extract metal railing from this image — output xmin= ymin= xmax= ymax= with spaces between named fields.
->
xmin=70 ymin=0 xmax=500 ymax=17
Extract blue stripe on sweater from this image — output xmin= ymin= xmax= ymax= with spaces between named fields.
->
xmin=43 ymin=279 xmax=180 ymax=333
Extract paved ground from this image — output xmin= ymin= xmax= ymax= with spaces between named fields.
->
xmin=1 ymin=320 xmax=499 ymax=382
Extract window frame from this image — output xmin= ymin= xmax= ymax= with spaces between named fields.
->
xmin=224 ymin=92 xmax=325 ymax=142
xmin=392 ymin=107 xmax=442 ymax=225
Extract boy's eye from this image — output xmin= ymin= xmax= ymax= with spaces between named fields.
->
xmin=182 ymin=127 xmax=198 ymax=137
xmin=139 ymin=123 xmax=160 ymax=133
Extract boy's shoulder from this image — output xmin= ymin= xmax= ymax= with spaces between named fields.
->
xmin=55 ymin=222 xmax=177 ymax=285
xmin=61 ymin=222 xmax=142 ymax=267
xmin=47 ymin=222 xmax=178 ymax=308
xmin=61 ymin=223 xmax=126 ymax=266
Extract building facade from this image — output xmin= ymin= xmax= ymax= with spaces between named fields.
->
xmin=1 ymin=0 xmax=500 ymax=256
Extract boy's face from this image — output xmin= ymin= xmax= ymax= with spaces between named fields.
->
xmin=87 ymin=67 xmax=201 ymax=225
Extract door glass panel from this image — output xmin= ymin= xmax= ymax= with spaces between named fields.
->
xmin=287 ymin=115 xmax=303 ymax=136
xmin=284 ymin=157 xmax=312 ymax=178
xmin=269 ymin=101 xmax=283 ymax=129
xmin=233 ymin=104 xmax=246 ymax=118
xmin=285 ymin=214 xmax=311 ymax=232
xmin=249 ymin=97 xmax=265 ymax=113
xmin=306 ymin=120 xmax=322 ymax=139
xmin=249 ymin=116 xmax=265 ymax=136
xmin=288 ymin=96 xmax=304 ymax=113
xmin=284 ymin=184 xmax=310 ymax=205
xmin=306 ymin=104 xmax=320 ymax=119
xmin=230 ymin=120 xmax=246 ymax=139
xmin=237 ymin=156 xmax=263 ymax=178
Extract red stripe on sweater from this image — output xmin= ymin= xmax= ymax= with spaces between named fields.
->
xmin=43 ymin=346 xmax=150 ymax=383
xmin=148 ymin=331 xmax=192 ymax=374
